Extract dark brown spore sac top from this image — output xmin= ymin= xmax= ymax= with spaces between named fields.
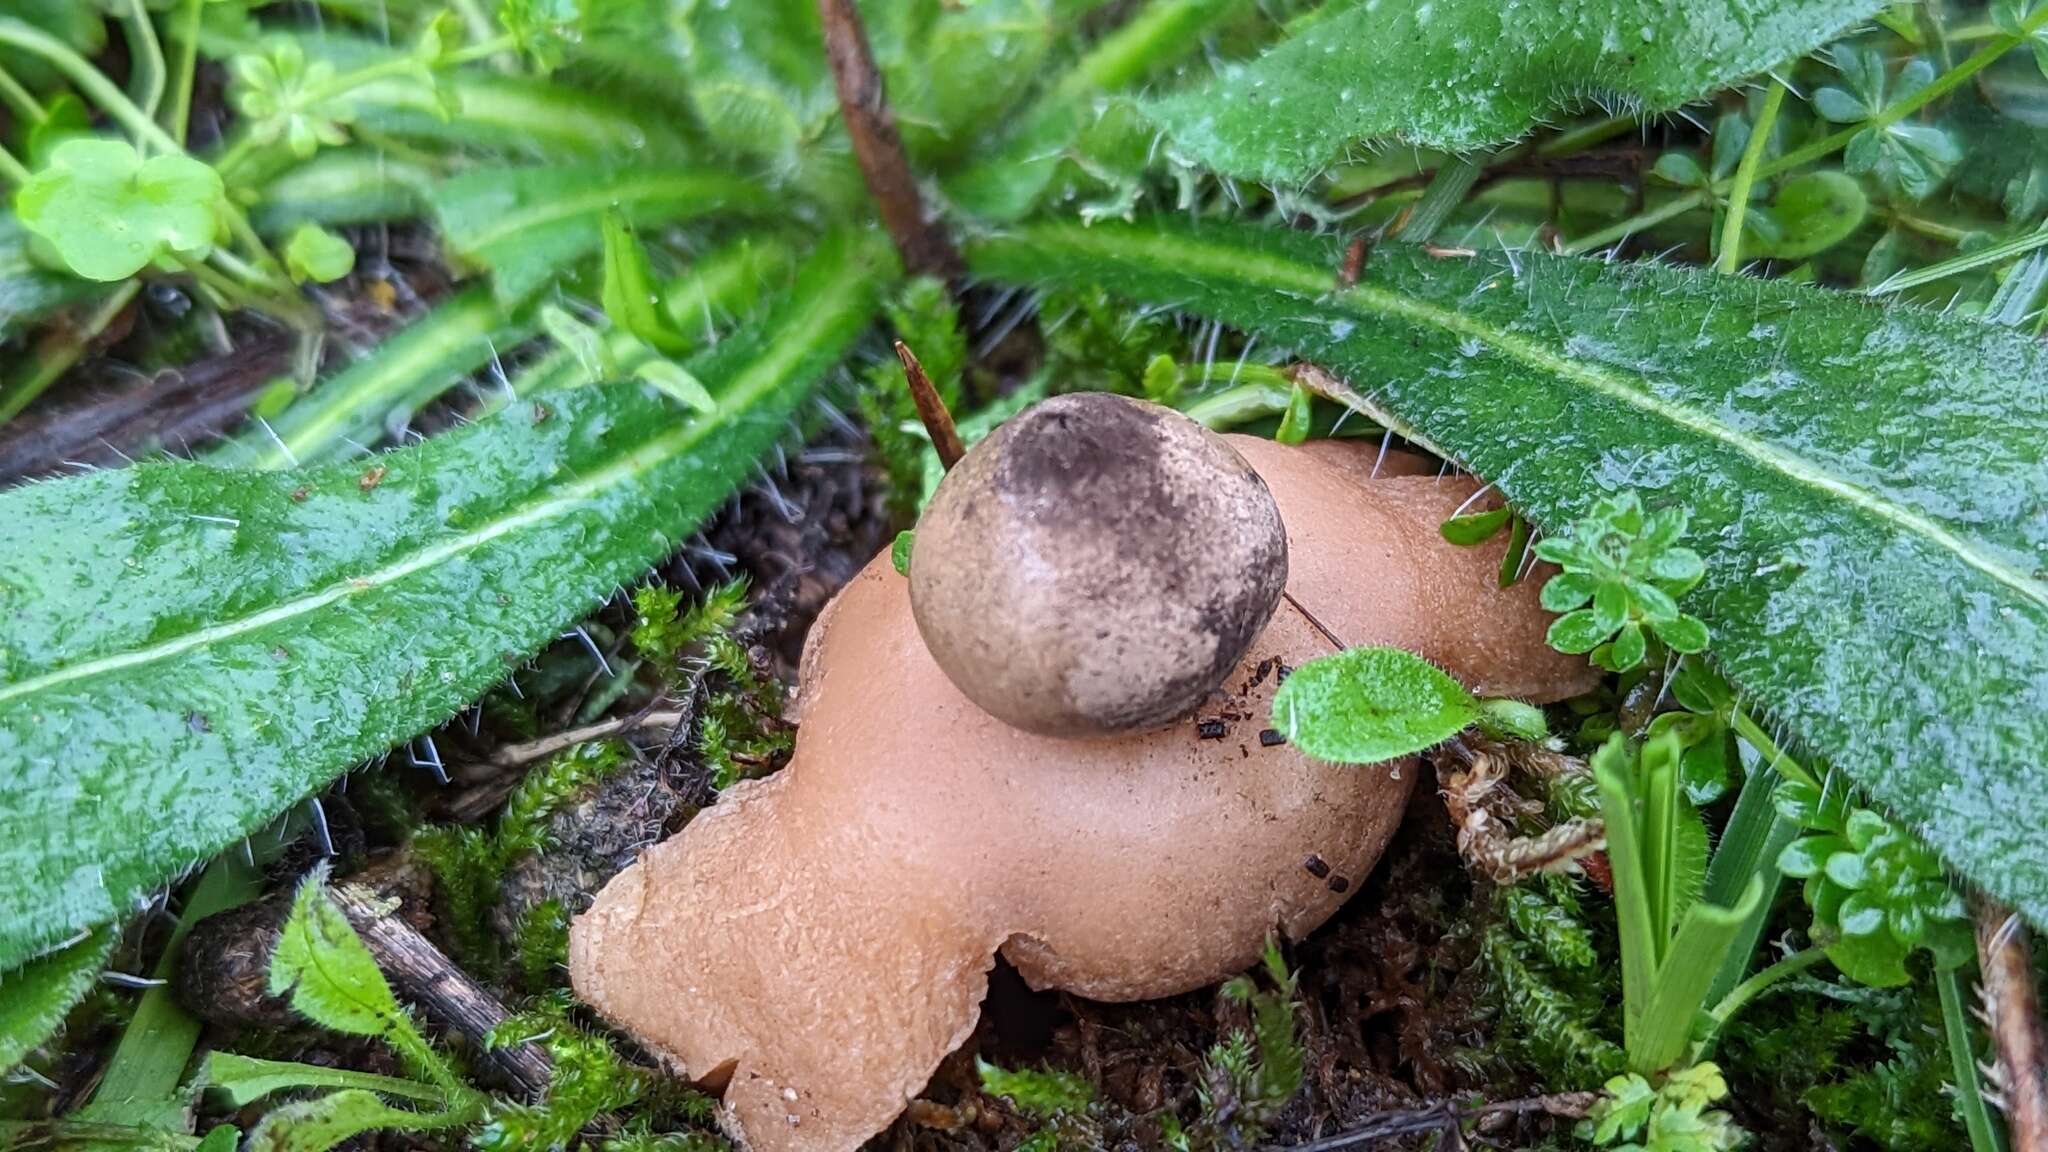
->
xmin=909 ymin=392 xmax=1288 ymax=739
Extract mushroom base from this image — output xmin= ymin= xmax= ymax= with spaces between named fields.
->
xmin=571 ymin=559 xmax=1408 ymax=1152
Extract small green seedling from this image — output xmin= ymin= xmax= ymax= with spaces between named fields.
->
xmin=1537 ymin=493 xmax=1709 ymax=673
xmin=977 ymin=1059 xmax=1095 ymax=1152
xmin=1774 ymin=780 xmax=1973 ymax=987
xmin=1594 ymin=730 xmax=1764 ymax=1076
xmin=1578 ymin=1063 xmax=1744 ymax=1152
xmin=1271 ymin=645 xmax=1547 ymax=766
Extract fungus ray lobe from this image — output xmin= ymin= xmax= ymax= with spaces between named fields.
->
xmin=966 ymin=217 xmax=2048 ymax=927
xmin=0 ymin=230 xmax=887 ymax=974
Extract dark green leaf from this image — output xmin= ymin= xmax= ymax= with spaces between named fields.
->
xmin=429 ymin=165 xmax=758 ymax=304
xmin=0 ymin=212 xmax=94 ymax=335
xmin=0 ymin=231 xmax=886 ymax=971
xmin=968 ymin=217 xmax=2048 ymax=928
xmin=0 ymin=926 xmax=113 ymax=1073
xmin=1143 ymin=0 xmax=1883 ymax=183
xmin=1271 ymin=646 xmax=1478 ymax=764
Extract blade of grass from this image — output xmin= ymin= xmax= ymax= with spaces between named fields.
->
xmin=1939 ymin=964 xmax=2011 ymax=1152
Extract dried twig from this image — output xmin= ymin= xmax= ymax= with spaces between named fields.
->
xmin=1270 ymin=1092 xmax=1598 ymax=1151
xmin=816 ymin=0 xmax=962 ymax=280
xmin=1976 ymin=896 xmax=2048 ymax=1152
xmin=330 ymin=884 xmax=554 ymax=1099
xmin=894 ymin=341 xmax=964 ymax=470
xmin=488 ymin=709 xmax=690 ymax=769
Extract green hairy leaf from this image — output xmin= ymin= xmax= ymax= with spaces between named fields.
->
xmin=244 ymin=1089 xmax=468 ymax=1152
xmin=968 ymin=217 xmax=2048 ymax=926
xmin=205 ymin=1052 xmax=446 ymax=1108
xmin=268 ymin=870 xmax=409 ymax=1039
xmin=0 ymin=926 xmax=113 ymax=1073
xmin=0 ymin=230 xmax=886 ymax=971
xmin=1272 ymin=646 xmax=1477 ymax=764
xmin=1145 ymin=0 xmax=1885 ymax=183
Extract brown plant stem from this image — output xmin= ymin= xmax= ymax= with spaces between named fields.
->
xmin=895 ymin=340 xmax=964 ymax=471
xmin=330 ymin=883 xmax=554 ymax=1099
xmin=1977 ymin=896 xmax=2048 ymax=1152
xmin=817 ymin=0 xmax=962 ymax=280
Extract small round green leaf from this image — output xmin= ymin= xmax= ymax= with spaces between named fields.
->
xmin=1272 ymin=646 xmax=1479 ymax=765
xmin=1756 ymin=171 xmax=1869 ymax=260
xmin=891 ymin=530 xmax=914 ymax=576
xmin=1651 ymin=612 xmax=1710 ymax=654
xmin=1545 ymin=608 xmax=1609 ymax=654
xmin=284 ymin=224 xmax=356 ymax=284
xmin=16 ymin=138 xmax=224 ymax=281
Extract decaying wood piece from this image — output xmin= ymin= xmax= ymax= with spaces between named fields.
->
xmin=1976 ymin=896 xmax=2048 ymax=1152
xmin=328 ymin=883 xmax=554 ymax=1098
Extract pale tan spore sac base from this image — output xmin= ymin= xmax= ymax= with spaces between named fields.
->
xmin=570 ymin=439 xmax=1595 ymax=1152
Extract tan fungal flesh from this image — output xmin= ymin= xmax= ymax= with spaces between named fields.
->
xmin=571 ymin=437 xmax=1592 ymax=1152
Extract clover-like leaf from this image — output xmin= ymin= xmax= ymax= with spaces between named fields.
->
xmin=1535 ymin=493 xmax=1710 ymax=672
xmin=15 ymin=138 xmax=224 ymax=281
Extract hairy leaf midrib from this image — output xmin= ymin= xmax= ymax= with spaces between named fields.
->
xmin=981 ymin=224 xmax=2045 ymax=610
xmin=0 ymin=279 xmax=821 ymax=706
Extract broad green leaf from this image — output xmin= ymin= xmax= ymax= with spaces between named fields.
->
xmin=0 ymin=926 xmax=113 ymax=1073
xmin=268 ymin=870 xmax=407 ymax=1038
xmin=282 ymin=224 xmax=357 ymax=285
xmin=1143 ymin=0 xmax=1884 ymax=184
xmin=15 ymin=139 xmax=224 ymax=281
xmin=967 ymin=217 xmax=2048 ymax=927
xmin=1271 ymin=646 xmax=1478 ymax=764
xmin=0 ymin=229 xmax=887 ymax=971
xmin=244 ymin=1090 xmax=469 ymax=1152
xmin=428 ymin=165 xmax=758 ymax=304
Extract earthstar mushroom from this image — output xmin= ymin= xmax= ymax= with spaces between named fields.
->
xmin=570 ymin=411 xmax=1594 ymax=1152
